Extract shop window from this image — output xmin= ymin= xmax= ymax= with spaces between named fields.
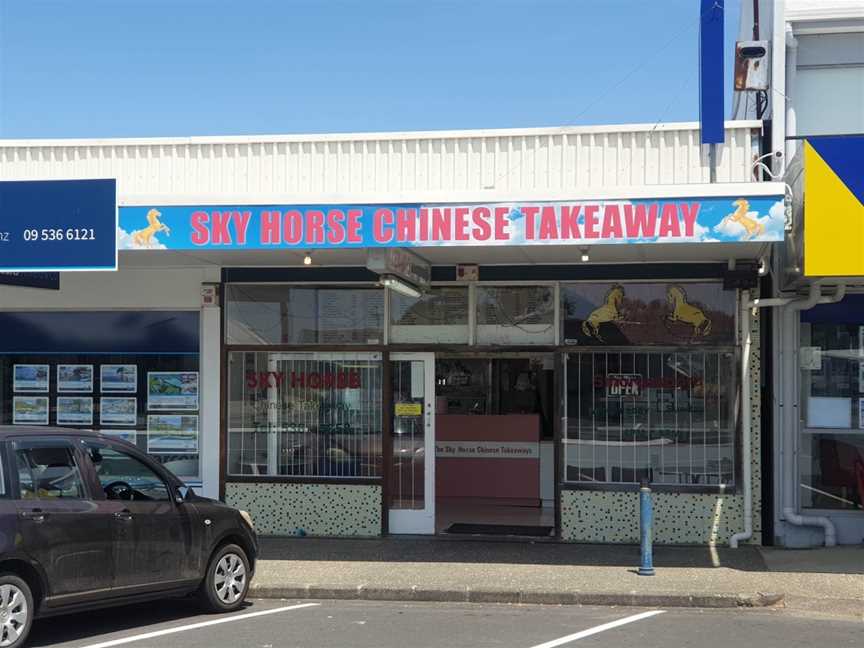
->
xmin=435 ymin=356 xmax=554 ymax=439
xmin=564 ymin=350 xmax=737 ymax=487
xmin=390 ymin=287 xmax=469 ymax=344
xmin=561 ymin=282 xmax=736 ymax=346
xmin=0 ymin=311 xmax=201 ymax=484
xmin=225 ymin=285 xmax=384 ymax=345
xmin=226 ymin=351 xmax=383 ymax=478
xmin=799 ymin=319 xmax=864 ymax=511
xmin=475 ymin=286 xmax=555 ymax=345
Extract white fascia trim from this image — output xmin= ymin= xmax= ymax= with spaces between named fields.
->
xmin=0 ymin=121 xmax=764 ymax=148
xmin=119 ymin=182 xmax=787 ymax=207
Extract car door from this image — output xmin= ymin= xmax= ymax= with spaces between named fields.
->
xmin=12 ymin=438 xmax=114 ymax=602
xmin=80 ymin=440 xmax=196 ymax=592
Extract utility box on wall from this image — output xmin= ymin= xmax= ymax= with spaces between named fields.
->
xmin=734 ymin=40 xmax=769 ymax=91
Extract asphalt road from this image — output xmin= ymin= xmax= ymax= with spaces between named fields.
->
xmin=29 ymin=598 xmax=862 ymax=648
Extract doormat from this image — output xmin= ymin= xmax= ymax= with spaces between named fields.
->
xmin=443 ymin=523 xmax=553 ymax=537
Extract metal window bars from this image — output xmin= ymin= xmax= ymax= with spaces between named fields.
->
xmin=564 ymin=349 xmax=736 ymax=487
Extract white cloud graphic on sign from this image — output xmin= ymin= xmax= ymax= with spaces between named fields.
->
xmin=117 ymin=227 xmax=167 ymax=250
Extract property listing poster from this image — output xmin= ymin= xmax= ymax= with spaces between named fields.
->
xmin=100 ymin=364 xmax=138 ymax=393
xmin=147 ymin=414 xmax=199 ymax=453
xmin=13 ymin=365 xmax=49 ymax=392
xmin=13 ymin=396 xmax=49 ymax=424
xmin=56 ymin=396 xmax=94 ymax=425
xmin=147 ymin=372 xmax=199 ymax=411
xmin=57 ymin=364 xmax=93 ymax=392
xmin=100 ymin=397 xmax=137 ymax=426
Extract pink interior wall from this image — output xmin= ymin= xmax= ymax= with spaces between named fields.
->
xmin=435 ymin=414 xmax=540 ymax=501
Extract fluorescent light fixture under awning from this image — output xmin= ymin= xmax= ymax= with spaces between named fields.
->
xmin=380 ymin=275 xmax=421 ymax=298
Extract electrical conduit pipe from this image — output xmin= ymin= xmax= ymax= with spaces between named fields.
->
xmin=730 ymin=290 xmax=754 ymax=548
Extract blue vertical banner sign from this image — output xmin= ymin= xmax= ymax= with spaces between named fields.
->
xmin=699 ymin=0 xmax=725 ymax=144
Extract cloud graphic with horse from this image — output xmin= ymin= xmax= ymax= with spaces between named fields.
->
xmin=562 ymin=283 xmax=736 ymax=346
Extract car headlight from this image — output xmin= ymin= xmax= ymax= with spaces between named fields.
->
xmin=239 ymin=509 xmax=255 ymax=531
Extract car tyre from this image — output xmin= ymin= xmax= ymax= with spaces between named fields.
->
xmin=0 ymin=574 xmax=33 ymax=648
xmin=198 ymin=544 xmax=250 ymax=613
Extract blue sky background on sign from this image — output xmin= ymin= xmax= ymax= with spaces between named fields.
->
xmin=0 ymin=0 xmax=740 ymax=138
xmin=0 ymin=180 xmax=117 ymax=271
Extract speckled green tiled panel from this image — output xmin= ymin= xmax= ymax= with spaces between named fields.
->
xmin=561 ymin=292 xmax=763 ymax=546
xmin=225 ymin=483 xmax=381 ymax=537
xmin=560 ymin=490 xmax=745 ymax=544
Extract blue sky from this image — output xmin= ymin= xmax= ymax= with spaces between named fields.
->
xmin=0 ymin=0 xmax=741 ymax=138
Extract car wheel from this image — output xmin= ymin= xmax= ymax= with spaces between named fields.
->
xmin=198 ymin=544 xmax=250 ymax=613
xmin=0 ymin=575 xmax=33 ymax=648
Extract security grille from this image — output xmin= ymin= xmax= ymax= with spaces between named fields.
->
xmin=227 ymin=351 xmax=383 ymax=478
xmin=564 ymin=349 xmax=737 ymax=486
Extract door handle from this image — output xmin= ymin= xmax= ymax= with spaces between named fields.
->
xmin=20 ymin=510 xmax=45 ymax=523
xmin=114 ymin=510 xmax=133 ymax=521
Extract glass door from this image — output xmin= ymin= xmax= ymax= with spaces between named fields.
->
xmin=389 ymin=353 xmax=435 ymax=534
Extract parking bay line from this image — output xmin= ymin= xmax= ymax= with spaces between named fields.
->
xmin=76 ymin=603 xmax=321 ymax=648
xmin=527 ymin=610 xmax=666 ymax=648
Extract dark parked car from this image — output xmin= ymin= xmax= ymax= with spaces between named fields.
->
xmin=0 ymin=427 xmax=258 ymax=647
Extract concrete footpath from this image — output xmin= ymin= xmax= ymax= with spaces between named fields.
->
xmin=250 ymin=537 xmax=864 ymax=617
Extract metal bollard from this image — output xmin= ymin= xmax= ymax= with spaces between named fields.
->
xmin=638 ymin=480 xmax=655 ymax=576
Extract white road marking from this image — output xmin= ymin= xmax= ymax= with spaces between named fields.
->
xmin=527 ymin=610 xmax=666 ymax=648
xmin=76 ymin=603 xmax=321 ymax=648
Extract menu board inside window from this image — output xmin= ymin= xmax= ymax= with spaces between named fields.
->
xmin=390 ymin=287 xmax=469 ymax=344
xmin=317 ymin=289 xmax=384 ymax=344
xmin=475 ymin=286 xmax=555 ymax=345
xmin=0 ymin=354 xmax=201 ymax=481
xmin=225 ymin=285 xmax=384 ymax=345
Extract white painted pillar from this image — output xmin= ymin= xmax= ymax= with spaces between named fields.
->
xmin=200 ymin=301 xmax=222 ymax=499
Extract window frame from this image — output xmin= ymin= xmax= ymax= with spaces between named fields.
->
xmin=10 ymin=437 xmax=93 ymax=501
xmin=80 ymin=438 xmax=179 ymax=504
xmin=224 ymin=283 xmax=386 ymax=346
xmin=560 ymin=346 xmax=741 ymax=495
xmin=224 ymin=349 xmax=386 ymax=484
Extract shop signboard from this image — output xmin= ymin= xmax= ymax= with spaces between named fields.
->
xmin=119 ymin=190 xmax=785 ymax=252
xmin=803 ymin=135 xmax=864 ymax=276
xmin=0 ymin=179 xmax=117 ymax=271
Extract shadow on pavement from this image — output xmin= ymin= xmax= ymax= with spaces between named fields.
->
xmin=28 ymin=598 xmax=254 ymax=648
xmin=260 ymin=536 xmax=770 ymax=571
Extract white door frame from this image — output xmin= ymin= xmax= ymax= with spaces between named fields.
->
xmin=389 ymin=352 xmax=436 ymax=534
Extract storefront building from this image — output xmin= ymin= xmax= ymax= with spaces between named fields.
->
xmin=0 ymin=121 xmax=782 ymax=544
xmin=735 ymin=0 xmax=864 ymax=546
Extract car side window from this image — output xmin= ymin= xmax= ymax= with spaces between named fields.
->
xmin=14 ymin=442 xmax=86 ymax=500
xmin=84 ymin=443 xmax=171 ymax=502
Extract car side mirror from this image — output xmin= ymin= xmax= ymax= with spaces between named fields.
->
xmin=175 ymin=485 xmax=194 ymax=504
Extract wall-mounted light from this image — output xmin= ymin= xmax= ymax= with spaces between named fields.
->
xmin=580 ymin=246 xmax=590 ymax=263
xmin=380 ymin=275 xmax=421 ymax=298
xmin=303 ymin=252 xmax=313 ymax=266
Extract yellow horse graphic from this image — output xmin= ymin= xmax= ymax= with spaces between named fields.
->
xmin=720 ymin=199 xmax=765 ymax=240
xmin=132 ymin=209 xmax=171 ymax=247
xmin=666 ymin=286 xmax=712 ymax=337
xmin=582 ymin=285 xmax=625 ymax=342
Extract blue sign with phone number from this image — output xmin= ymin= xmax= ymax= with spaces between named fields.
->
xmin=0 ymin=179 xmax=117 ymax=271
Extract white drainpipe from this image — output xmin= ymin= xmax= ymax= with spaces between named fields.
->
xmin=730 ymin=281 xmax=846 ymax=548
xmin=781 ymin=282 xmax=844 ymax=547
